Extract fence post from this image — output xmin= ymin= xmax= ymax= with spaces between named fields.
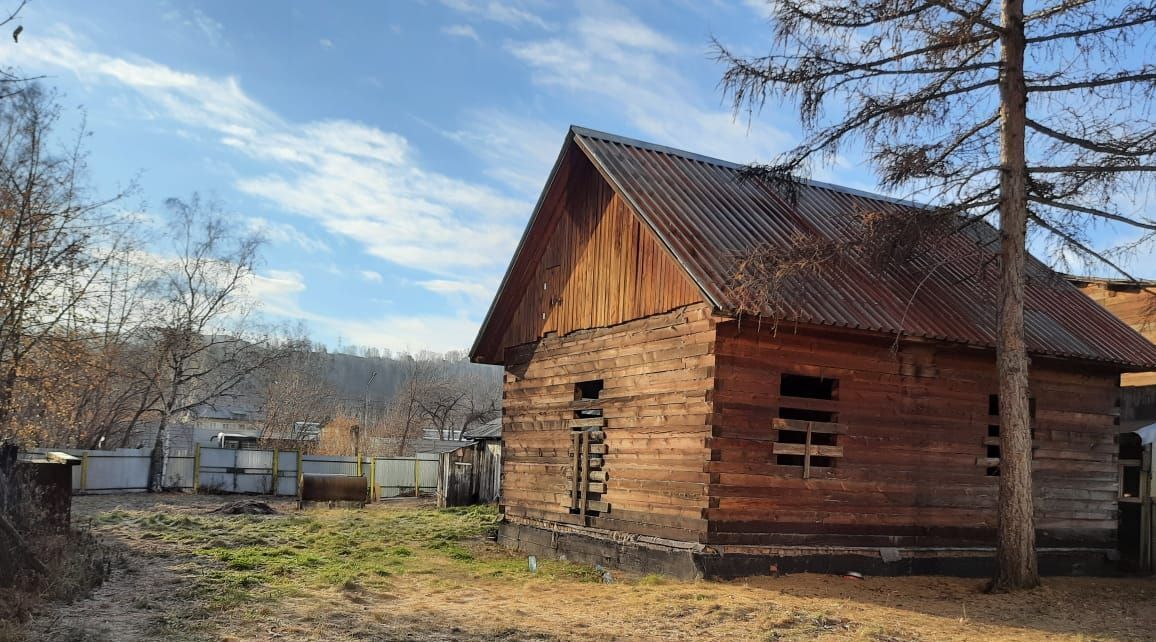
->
xmin=80 ymin=452 xmax=89 ymax=493
xmin=356 ymin=454 xmax=362 ymax=478
xmin=193 ymin=444 xmax=201 ymax=494
xmin=368 ymin=458 xmax=376 ymax=502
xmin=296 ymin=449 xmax=303 ymax=498
xmin=271 ymin=448 xmax=279 ymax=496
xmin=414 ymin=458 xmax=420 ymax=497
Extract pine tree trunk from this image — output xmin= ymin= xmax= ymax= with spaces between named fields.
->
xmin=990 ymin=0 xmax=1039 ymax=592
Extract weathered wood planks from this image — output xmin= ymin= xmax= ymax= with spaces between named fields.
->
xmin=1069 ymin=279 xmax=1156 ymax=386
xmin=501 ymin=304 xmax=716 ymax=539
xmin=708 ymin=319 xmax=1121 ymax=548
xmin=474 ymin=148 xmax=704 ymax=363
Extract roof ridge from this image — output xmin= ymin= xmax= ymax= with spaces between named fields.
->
xmin=568 ymin=125 xmax=928 ymax=210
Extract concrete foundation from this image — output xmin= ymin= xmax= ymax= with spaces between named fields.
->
xmin=498 ymin=519 xmax=1119 ymax=580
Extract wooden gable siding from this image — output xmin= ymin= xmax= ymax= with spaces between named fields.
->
xmin=1073 ymin=281 xmax=1156 ymax=386
xmin=708 ymin=321 xmax=1121 ymax=549
xmin=491 ymin=148 xmax=702 ymax=360
xmin=501 ymin=304 xmax=716 ymax=542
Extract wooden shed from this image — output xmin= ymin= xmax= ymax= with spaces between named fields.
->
xmin=437 ymin=419 xmax=502 ymax=507
xmin=470 ymin=127 xmax=1156 ymax=578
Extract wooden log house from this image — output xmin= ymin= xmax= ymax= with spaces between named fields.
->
xmin=469 ymin=127 xmax=1156 ymax=578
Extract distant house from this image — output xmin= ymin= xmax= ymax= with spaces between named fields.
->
xmin=260 ymin=421 xmax=324 ymax=451
xmin=470 ymin=126 xmax=1156 ymax=578
xmin=422 ymin=427 xmax=466 ymax=441
xmin=165 ymin=400 xmax=264 ymax=451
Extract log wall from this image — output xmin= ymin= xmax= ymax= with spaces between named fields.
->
xmin=709 ymin=320 xmax=1121 ymax=549
xmin=501 ymin=304 xmax=716 ymax=542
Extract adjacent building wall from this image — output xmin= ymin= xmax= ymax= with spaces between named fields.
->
xmin=1070 ymin=279 xmax=1156 ymax=386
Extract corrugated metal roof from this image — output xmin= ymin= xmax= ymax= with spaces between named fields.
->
xmin=413 ymin=439 xmax=474 ymax=454
xmin=571 ymin=126 xmax=1156 ymax=369
xmin=463 ymin=418 xmax=502 ymax=440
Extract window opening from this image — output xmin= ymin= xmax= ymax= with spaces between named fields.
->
xmin=775 ymin=374 xmax=842 ymax=477
xmin=575 ymin=379 xmax=603 ymax=400
xmin=780 ymin=374 xmax=837 ymax=400
xmin=982 ymin=394 xmax=1035 ymax=476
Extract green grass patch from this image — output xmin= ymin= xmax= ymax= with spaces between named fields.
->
xmin=89 ymin=503 xmax=541 ymax=612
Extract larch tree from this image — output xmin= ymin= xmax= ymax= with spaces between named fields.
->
xmin=716 ymin=1 xmax=1156 ymax=591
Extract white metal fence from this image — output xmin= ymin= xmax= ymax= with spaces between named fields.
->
xmin=20 ymin=447 xmax=440 ymax=498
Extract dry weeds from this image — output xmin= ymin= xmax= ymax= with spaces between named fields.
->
xmin=15 ymin=493 xmax=1156 ymax=641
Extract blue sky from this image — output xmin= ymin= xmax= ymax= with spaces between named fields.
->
xmin=0 ymin=1 xmax=1150 ymax=354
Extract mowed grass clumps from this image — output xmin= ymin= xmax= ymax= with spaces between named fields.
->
xmin=92 ymin=502 xmax=593 ymax=612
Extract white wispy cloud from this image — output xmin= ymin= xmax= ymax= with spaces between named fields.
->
xmin=162 ymin=5 xmax=226 ymax=47
xmin=443 ymin=109 xmax=561 ymax=196
xmin=359 ymin=270 xmax=384 ymax=283
xmin=246 ymin=217 xmax=331 ymax=254
xmin=3 ymin=30 xmax=529 ymax=279
xmin=742 ymin=0 xmax=776 ymax=20
xmin=327 ymin=314 xmax=481 ymax=354
xmin=225 ymin=119 xmax=528 ymax=273
xmin=15 ymin=31 xmax=277 ymax=133
xmin=504 ymin=2 xmax=791 ymax=165
xmin=246 ymin=269 xmax=308 ymax=316
xmin=417 ymin=278 xmax=495 ymax=303
xmin=440 ymin=0 xmax=553 ymax=30
xmin=319 ymin=38 xmax=334 ymax=49
xmin=442 ymin=24 xmax=482 ymax=42
xmin=247 ymin=269 xmax=479 ymax=353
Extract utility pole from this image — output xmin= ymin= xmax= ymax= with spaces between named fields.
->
xmin=360 ymin=370 xmax=376 ymax=458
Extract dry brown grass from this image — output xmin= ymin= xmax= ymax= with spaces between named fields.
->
xmin=17 ymin=493 xmax=1156 ymax=642
xmin=0 ymin=481 xmax=120 ymax=637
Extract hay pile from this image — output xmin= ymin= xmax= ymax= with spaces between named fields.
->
xmin=209 ymin=500 xmax=278 ymax=515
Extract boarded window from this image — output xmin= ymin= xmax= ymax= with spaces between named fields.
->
xmin=774 ymin=374 xmax=842 ymax=477
xmin=574 ymin=380 xmax=604 ymax=420
xmin=568 ymin=388 xmax=607 ymax=518
xmin=981 ymin=393 xmax=1035 ymax=476
xmin=567 ymin=425 xmax=606 ymax=517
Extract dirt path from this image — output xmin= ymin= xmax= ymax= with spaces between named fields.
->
xmin=31 ymin=552 xmax=191 ymax=641
xmin=29 ymin=493 xmax=302 ymax=642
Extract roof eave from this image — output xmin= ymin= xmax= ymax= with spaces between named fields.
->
xmin=468 ymin=128 xmax=579 ymax=363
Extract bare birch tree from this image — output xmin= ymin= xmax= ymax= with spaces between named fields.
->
xmin=716 ymin=0 xmax=1156 ymax=590
xmin=142 ymin=195 xmax=291 ymax=490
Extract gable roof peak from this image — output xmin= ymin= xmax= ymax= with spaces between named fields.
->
xmin=471 ymin=126 xmax=1156 ymax=370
